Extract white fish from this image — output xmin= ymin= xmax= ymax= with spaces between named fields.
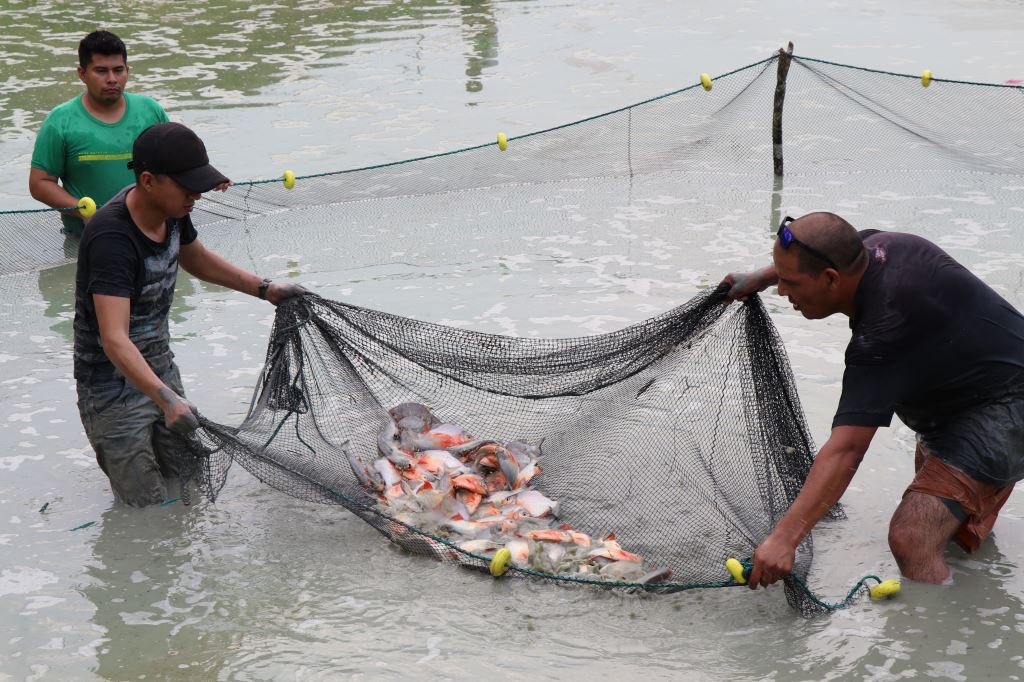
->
xmin=506 ymin=439 xmax=542 ymax=464
xmin=388 ymin=402 xmax=439 ymax=429
xmin=599 ymin=560 xmax=646 ymax=581
xmin=505 ymin=539 xmax=531 ymax=568
xmin=373 ymin=458 xmax=403 ymax=488
xmin=378 ymin=419 xmax=414 ymax=470
xmin=496 ymin=446 xmax=520 ymax=491
xmin=486 ymin=490 xmax=519 ymax=504
xmin=514 ymin=490 xmax=559 ymax=518
xmin=458 ymin=539 xmax=500 ymax=555
xmin=417 ymin=449 xmax=467 ymax=474
xmin=544 ymin=542 xmax=566 ymax=568
xmin=441 ymin=518 xmax=490 ymax=538
xmin=347 ymin=449 xmax=383 ymax=491
xmin=431 ymin=423 xmax=471 ymax=438
xmin=514 ymin=460 xmax=538 ymax=488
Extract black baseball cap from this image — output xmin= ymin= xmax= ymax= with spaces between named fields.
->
xmin=129 ymin=122 xmax=230 ymax=193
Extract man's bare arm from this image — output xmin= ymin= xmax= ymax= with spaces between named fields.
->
xmin=179 ymin=239 xmax=308 ymax=304
xmin=179 ymin=239 xmax=262 ymax=296
xmin=93 ymin=294 xmax=198 ymax=434
xmin=28 ymin=167 xmax=83 ymax=215
xmin=747 ymin=424 xmax=877 ymax=588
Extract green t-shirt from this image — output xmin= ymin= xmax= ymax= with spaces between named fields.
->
xmin=31 ymin=93 xmax=169 ymax=236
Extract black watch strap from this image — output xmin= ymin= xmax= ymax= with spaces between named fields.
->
xmin=258 ymin=278 xmax=272 ymax=300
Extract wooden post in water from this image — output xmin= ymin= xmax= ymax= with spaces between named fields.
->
xmin=772 ymin=41 xmax=794 ymax=177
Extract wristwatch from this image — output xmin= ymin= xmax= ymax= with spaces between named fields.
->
xmin=257 ymin=278 xmax=272 ymax=300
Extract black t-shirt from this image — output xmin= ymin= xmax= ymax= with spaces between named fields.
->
xmin=834 ymin=230 xmax=1024 ymax=484
xmin=73 ymin=186 xmax=198 ymax=384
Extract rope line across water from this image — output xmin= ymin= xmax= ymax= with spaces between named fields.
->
xmin=2 ymin=54 xmax=1019 ymax=217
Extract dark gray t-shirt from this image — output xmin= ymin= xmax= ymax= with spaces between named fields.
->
xmin=833 ymin=230 xmax=1024 ymax=485
xmin=73 ymin=186 xmax=198 ymax=384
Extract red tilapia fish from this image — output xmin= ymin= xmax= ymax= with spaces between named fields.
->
xmin=347 ymin=402 xmax=671 ymax=586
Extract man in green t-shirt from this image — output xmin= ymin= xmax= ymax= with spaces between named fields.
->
xmin=29 ymin=30 xmax=169 ymax=237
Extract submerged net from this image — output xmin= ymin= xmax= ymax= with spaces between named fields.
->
xmin=3 ymin=54 xmax=1022 ymax=615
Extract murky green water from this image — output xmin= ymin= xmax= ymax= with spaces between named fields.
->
xmin=2 ymin=1 xmax=1024 ymax=680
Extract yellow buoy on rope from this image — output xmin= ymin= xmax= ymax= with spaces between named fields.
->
xmin=725 ymin=557 xmax=747 ymax=585
xmin=921 ymin=69 xmax=933 ymax=87
xmin=490 ymin=547 xmax=512 ymax=577
xmin=77 ymin=196 xmax=96 ymax=219
xmin=869 ymin=579 xmax=901 ymax=600
xmin=283 ymin=169 xmax=296 ymax=189
xmin=700 ymin=73 xmax=713 ymax=92
xmin=497 ymin=132 xmax=508 ymax=152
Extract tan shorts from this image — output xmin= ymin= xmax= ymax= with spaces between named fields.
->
xmin=906 ymin=448 xmax=1015 ymax=553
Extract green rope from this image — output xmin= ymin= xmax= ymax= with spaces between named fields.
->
xmin=239 ymin=56 xmax=776 ymax=187
xmin=1 ymin=54 xmax=1020 ymax=217
xmin=794 ymin=55 xmax=1024 ymax=89
xmin=0 ymin=204 xmax=77 ymax=216
xmin=730 ymin=558 xmax=884 ymax=611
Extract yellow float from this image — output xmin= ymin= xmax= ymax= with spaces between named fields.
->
xmin=725 ymin=557 xmax=747 ymax=584
xmin=869 ymin=579 xmax=901 ymax=599
xmin=77 ymin=196 xmax=96 ymax=219
xmin=490 ymin=547 xmax=512 ymax=576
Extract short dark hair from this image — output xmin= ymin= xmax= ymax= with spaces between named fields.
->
xmin=78 ymin=30 xmax=127 ymax=68
xmin=791 ymin=212 xmax=868 ymax=276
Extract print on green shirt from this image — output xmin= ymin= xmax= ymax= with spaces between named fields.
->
xmin=31 ymin=93 xmax=169 ymax=235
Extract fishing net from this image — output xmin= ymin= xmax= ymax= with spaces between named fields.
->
xmin=181 ymin=286 xmax=829 ymax=613
xmin=3 ymin=53 xmax=1022 ymax=615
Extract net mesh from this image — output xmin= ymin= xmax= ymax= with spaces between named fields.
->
xmin=184 ymin=287 xmax=829 ymax=613
xmin=4 ymin=54 xmax=1022 ymax=615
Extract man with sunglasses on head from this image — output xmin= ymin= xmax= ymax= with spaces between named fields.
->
xmin=75 ymin=122 xmax=307 ymax=507
xmin=722 ymin=212 xmax=1024 ymax=589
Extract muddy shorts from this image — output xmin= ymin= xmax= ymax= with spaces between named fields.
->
xmin=76 ymin=360 xmax=187 ymax=507
xmin=906 ymin=443 xmax=1016 ymax=553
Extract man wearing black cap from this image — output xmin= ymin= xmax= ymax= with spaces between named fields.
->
xmin=74 ymin=122 xmax=306 ymax=507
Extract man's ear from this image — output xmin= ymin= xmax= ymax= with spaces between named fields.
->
xmin=826 ymin=268 xmax=841 ymax=289
xmin=76 ymin=65 xmax=86 ymax=82
xmin=137 ymin=171 xmax=154 ymax=192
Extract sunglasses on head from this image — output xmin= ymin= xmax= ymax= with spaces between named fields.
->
xmin=776 ymin=216 xmax=839 ymax=270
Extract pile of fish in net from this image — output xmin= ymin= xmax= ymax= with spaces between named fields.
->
xmin=353 ymin=402 xmax=670 ymax=584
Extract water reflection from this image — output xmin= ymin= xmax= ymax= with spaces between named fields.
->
xmin=34 ymin=247 xmax=199 ymax=342
xmin=833 ymin=536 xmax=1024 ymax=679
xmin=0 ymin=0 xmax=508 ymax=133
xmin=36 ymin=243 xmax=78 ymax=342
xmin=82 ymin=503 xmax=230 ymax=680
xmin=459 ymin=0 xmax=500 ymax=94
